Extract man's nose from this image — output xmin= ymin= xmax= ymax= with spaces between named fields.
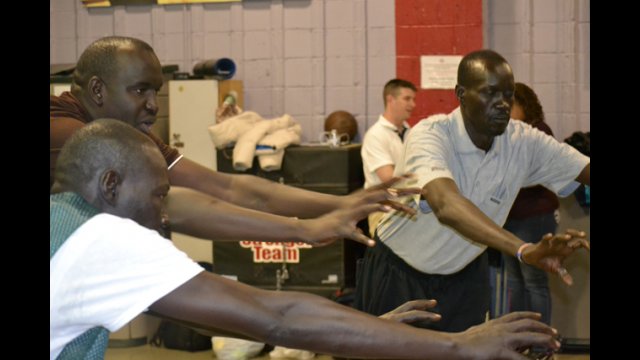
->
xmin=145 ymin=95 xmax=159 ymax=114
xmin=496 ymin=95 xmax=510 ymax=110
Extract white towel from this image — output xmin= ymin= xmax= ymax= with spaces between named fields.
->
xmin=208 ymin=111 xmax=263 ymax=149
xmin=269 ymin=346 xmax=315 ymax=360
xmin=233 ymin=114 xmax=297 ymax=171
xmin=257 ymin=149 xmax=286 ymax=172
xmin=256 ymin=124 xmax=302 ymax=171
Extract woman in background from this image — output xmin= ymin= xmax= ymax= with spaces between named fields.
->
xmin=503 ymin=82 xmax=560 ymax=325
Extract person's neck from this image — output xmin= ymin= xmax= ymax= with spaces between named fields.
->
xmin=382 ymin=111 xmax=405 ymax=131
xmin=463 ymin=121 xmax=494 ymax=152
xmin=71 ymin=89 xmax=100 ymax=121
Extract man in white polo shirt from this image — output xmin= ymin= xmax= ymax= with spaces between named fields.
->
xmin=354 ymin=49 xmax=591 ymax=332
xmin=361 ymin=79 xmax=417 ymax=235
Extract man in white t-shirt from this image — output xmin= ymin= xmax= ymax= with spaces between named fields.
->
xmin=51 ymin=119 xmax=563 ymax=360
xmin=362 ymin=79 xmax=417 ymax=235
xmin=354 ymin=49 xmax=591 ymax=333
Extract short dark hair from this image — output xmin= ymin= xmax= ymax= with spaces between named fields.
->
xmin=513 ymin=82 xmax=545 ymax=125
xmin=54 ymin=119 xmax=157 ymax=193
xmin=383 ymin=79 xmax=417 ymax=106
xmin=73 ymin=36 xmax=155 ymax=87
xmin=457 ymin=49 xmax=509 ymax=87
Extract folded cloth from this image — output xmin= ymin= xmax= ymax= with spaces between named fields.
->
xmin=208 ymin=111 xmax=263 ymax=149
xmin=269 ymin=346 xmax=315 ymax=360
xmin=257 ymin=149 xmax=285 ymax=172
xmin=256 ymin=124 xmax=301 ymax=171
xmin=212 ymin=337 xmax=265 ymax=360
xmin=233 ymin=114 xmax=297 ymax=171
xmin=256 ymin=124 xmax=302 ymax=155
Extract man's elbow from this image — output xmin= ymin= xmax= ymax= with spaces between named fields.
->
xmin=429 ymin=201 xmax=458 ymax=228
xmin=433 ymin=208 xmax=456 ymax=227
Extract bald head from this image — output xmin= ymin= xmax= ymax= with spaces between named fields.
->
xmin=54 ymin=118 xmax=159 ymax=192
xmin=457 ymin=49 xmax=512 ymax=88
xmin=70 ymin=36 xmax=164 ymax=134
xmin=72 ymin=36 xmax=155 ymax=88
xmin=53 ymin=119 xmax=169 ymax=230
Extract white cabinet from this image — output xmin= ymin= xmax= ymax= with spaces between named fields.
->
xmin=50 ymin=83 xmax=71 ymax=96
xmin=169 ymin=80 xmax=219 ymax=171
xmin=167 ymin=79 xmax=243 ymax=264
xmin=168 ymin=80 xmax=219 ymax=264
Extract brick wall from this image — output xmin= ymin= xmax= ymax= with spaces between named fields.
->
xmin=395 ymin=0 xmax=483 ymax=125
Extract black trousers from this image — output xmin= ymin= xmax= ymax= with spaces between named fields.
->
xmin=354 ymin=237 xmax=490 ymax=332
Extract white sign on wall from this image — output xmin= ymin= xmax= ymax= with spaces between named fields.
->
xmin=420 ymin=55 xmax=463 ymax=89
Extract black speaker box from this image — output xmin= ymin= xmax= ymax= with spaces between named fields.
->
xmin=216 ymin=144 xmax=364 ymax=194
xmin=214 ymin=144 xmax=366 ymax=297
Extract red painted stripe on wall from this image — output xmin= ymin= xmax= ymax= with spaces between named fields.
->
xmin=395 ymin=0 xmax=483 ymax=125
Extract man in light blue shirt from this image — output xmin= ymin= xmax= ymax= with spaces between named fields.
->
xmin=354 ymin=49 xmax=590 ymax=332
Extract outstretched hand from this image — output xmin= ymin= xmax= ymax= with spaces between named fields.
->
xmin=522 ymin=228 xmax=590 ymax=285
xmin=300 ymin=198 xmax=391 ymax=247
xmin=340 ymin=174 xmax=422 ymax=217
xmin=454 ymin=312 xmax=560 ymax=360
xmin=379 ymin=299 xmax=441 ymax=324
xmin=302 ymin=175 xmax=421 ymax=247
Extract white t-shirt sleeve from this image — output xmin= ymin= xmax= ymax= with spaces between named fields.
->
xmin=402 ymin=120 xmax=455 ymax=207
xmin=50 ymin=214 xmax=203 ymax=358
xmin=523 ymin=127 xmax=590 ymax=196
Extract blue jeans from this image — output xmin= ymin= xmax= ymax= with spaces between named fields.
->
xmin=503 ymin=212 xmax=557 ymax=325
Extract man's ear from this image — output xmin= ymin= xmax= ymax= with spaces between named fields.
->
xmin=88 ymin=76 xmax=105 ymax=106
xmin=99 ymin=170 xmax=121 ymax=206
xmin=385 ymin=93 xmax=394 ymax=107
xmin=455 ymin=85 xmax=465 ymax=106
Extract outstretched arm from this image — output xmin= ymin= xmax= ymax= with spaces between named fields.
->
xmin=149 ymin=271 xmax=559 ymax=360
xmin=166 ymin=186 xmax=391 ymax=247
xmin=169 ymin=158 xmax=418 ymax=218
xmin=163 ymin=299 xmax=443 ymax=339
xmin=423 ymin=178 xmax=589 ymax=284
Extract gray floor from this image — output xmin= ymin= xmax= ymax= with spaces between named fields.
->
xmin=105 ymin=345 xmax=332 ymax=360
xmin=105 ymin=344 xmax=589 ymax=360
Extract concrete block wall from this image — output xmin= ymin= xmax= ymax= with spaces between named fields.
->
xmin=486 ymin=1 xmax=590 ymax=339
xmin=50 ymin=0 xmax=397 ymax=143
xmin=485 ymin=0 xmax=590 ymax=141
xmin=52 ymin=0 xmax=589 ymax=143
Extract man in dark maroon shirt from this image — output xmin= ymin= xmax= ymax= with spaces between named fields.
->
xmin=51 ymin=36 xmax=419 ymax=247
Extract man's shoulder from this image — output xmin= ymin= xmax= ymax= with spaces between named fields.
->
xmin=51 ymin=92 xmax=90 ymax=122
xmin=411 ymin=113 xmax=452 ymax=135
xmin=50 ymin=116 xmax=86 ymax=150
xmin=362 ymin=121 xmax=390 ymax=143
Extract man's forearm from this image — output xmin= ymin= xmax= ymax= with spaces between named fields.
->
xmin=167 ymin=187 xmax=317 ymax=242
xmin=169 ymin=157 xmax=342 ymax=218
xmin=435 ymin=194 xmax=522 ymax=256
xmin=152 ymin=272 xmax=557 ymax=359
xmin=263 ymin=291 xmax=460 ymax=359
xmin=226 ymin=175 xmax=342 ymax=218
xmin=425 ymin=178 xmax=522 ymax=256
xmin=152 ymin=272 xmax=460 ymax=360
